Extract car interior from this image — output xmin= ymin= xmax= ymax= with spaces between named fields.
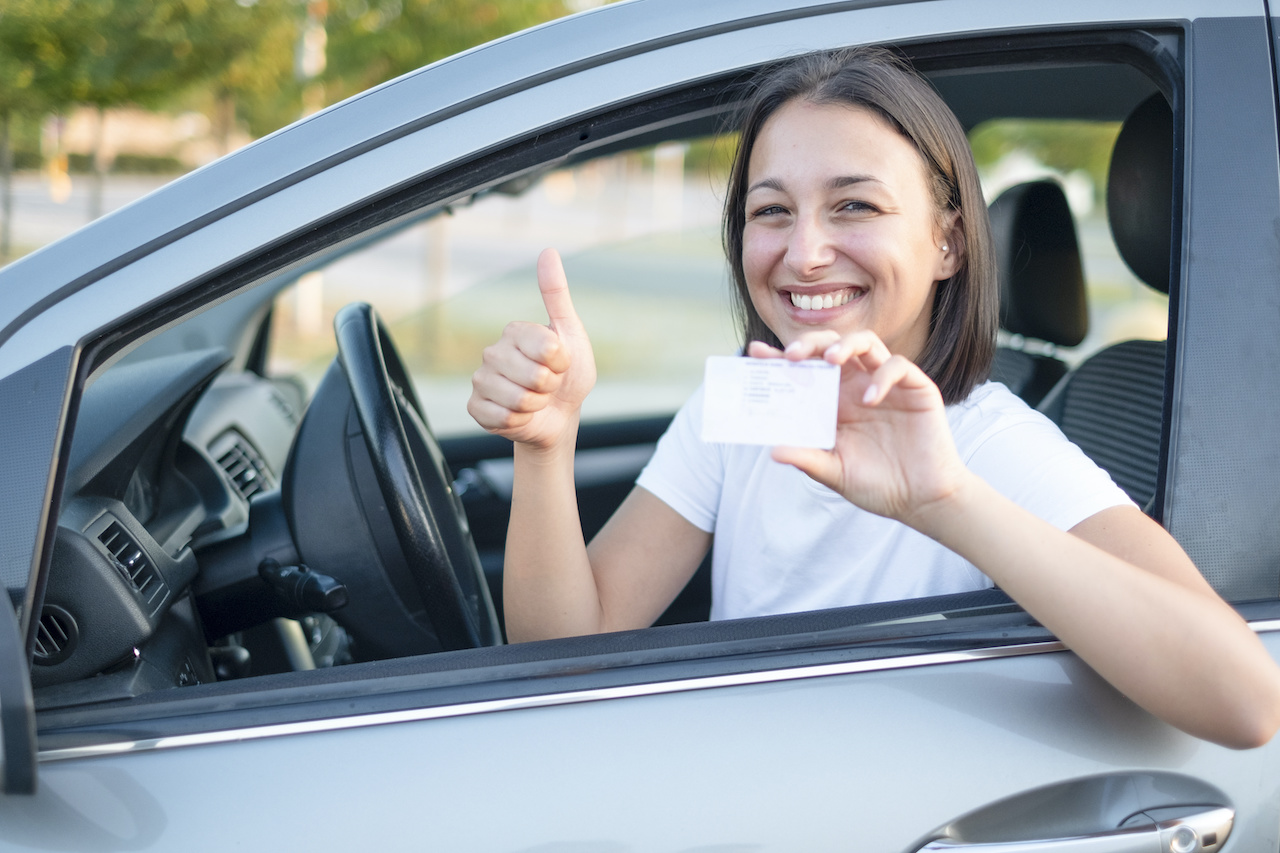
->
xmin=31 ymin=30 xmax=1194 ymax=733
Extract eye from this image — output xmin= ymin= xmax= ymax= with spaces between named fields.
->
xmin=839 ymin=199 xmax=878 ymax=214
xmin=748 ymin=204 xmax=789 ymax=219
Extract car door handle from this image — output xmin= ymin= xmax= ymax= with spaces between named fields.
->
xmin=917 ymin=806 xmax=1232 ymax=853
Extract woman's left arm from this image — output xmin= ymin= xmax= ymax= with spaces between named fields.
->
xmin=759 ymin=330 xmax=1280 ymax=749
xmin=923 ymin=485 xmax=1280 ymax=749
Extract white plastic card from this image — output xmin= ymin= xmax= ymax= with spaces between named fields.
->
xmin=701 ymin=356 xmax=839 ymax=448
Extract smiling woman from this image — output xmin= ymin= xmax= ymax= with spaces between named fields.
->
xmin=725 ymin=48 xmax=996 ymax=405
xmin=469 ymin=46 xmax=1280 ymax=750
xmin=740 ymin=101 xmax=959 ymax=372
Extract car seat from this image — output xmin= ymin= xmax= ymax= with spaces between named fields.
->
xmin=1037 ymin=94 xmax=1174 ymax=515
xmin=987 ymin=180 xmax=1089 ymax=406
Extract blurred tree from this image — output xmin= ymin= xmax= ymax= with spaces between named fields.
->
xmin=0 ymin=0 xmax=68 ymax=259
xmin=18 ymin=0 xmax=278 ymax=218
xmin=200 ymin=0 xmax=301 ymax=148
xmin=969 ymin=119 xmax=1122 ymax=207
xmin=323 ymin=0 xmax=570 ymax=103
xmin=0 ymin=0 xmax=584 ymax=250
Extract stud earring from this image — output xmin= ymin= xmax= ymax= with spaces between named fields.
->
xmin=942 ymin=244 xmax=949 ymax=252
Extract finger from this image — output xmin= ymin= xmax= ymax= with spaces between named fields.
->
xmin=747 ymin=340 xmax=784 ymax=359
xmin=861 ymin=354 xmax=924 ymax=406
xmin=824 ymin=329 xmax=892 ymax=368
xmin=537 ymin=248 xmax=584 ymax=336
xmin=501 ymin=322 xmax=571 ymax=375
xmin=771 ymin=445 xmax=842 ymax=491
xmin=472 ymin=368 xmax=554 ymax=414
xmin=467 ymin=395 xmax=534 ymax=434
xmin=782 ymin=330 xmax=841 ymax=361
xmin=481 ymin=343 xmax=562 ymax=394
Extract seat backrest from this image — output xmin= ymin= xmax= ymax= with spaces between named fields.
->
xmin=987 ymin=180 xmax=1088 ymax=406
xmin=1038 ymin=340 xmax=1166 ymax=509
xmin=1039 ymin=93 xmax=1174 ymax=514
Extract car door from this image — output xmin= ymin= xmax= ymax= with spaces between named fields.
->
xmin=2 ymin=2 xmax=1280 ymax=851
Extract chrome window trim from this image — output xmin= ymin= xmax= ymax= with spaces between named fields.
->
xmin=39 ymin=640 xmax=1065 ymax=763
xmin=37 ymin=619 xmax=1280 ymax=763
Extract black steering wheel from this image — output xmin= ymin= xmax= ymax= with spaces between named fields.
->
xmin=284 ymin=303 xmax=500 ymax=655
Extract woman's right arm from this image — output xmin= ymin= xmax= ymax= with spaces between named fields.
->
xmin=468 ymin=249 xmax=710 ymax=642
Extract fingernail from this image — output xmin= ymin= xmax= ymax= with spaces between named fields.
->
xmin=784 ymin=341 xmax=802 ymax=354
xmin=862 ymin=384 xmax=878 ymax=404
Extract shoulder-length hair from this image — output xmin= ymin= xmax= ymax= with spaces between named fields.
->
xmin=722 ymin=47 xmax=997 ymax=405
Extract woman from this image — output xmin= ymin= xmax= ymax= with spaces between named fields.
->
xmin=467 ymin=48 xmax=1280 ymax=748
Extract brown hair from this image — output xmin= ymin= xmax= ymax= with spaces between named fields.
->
xmin=723 ymin=47 xmax=997 ymax=404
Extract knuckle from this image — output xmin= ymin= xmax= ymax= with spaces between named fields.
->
xmin=517 ymin=390 xmax=545 ymax=413
xmin=539 ymin=336 xmax=563 ymax=362
xmin=531 ymin=364 xmax=556 ymax=390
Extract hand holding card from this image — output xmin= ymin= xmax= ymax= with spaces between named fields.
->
xmin=701 ymin=356 xmax=840 ymax=448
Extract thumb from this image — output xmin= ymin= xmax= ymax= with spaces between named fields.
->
xmin=771 ymin=446 xmax=842 ymax=492
xmin=537 ymin=248 xmax=583 ymax=335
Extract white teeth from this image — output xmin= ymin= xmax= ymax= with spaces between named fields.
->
xmin=789 ymin=290 xmax=855 ymax=311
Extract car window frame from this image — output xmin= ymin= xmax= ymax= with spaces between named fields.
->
xmin=31 ymin=17 xmax=1280 ymax=760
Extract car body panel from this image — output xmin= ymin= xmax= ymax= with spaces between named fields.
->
xmin=11 ymin=633 xmax=1280 ymax=850
xmin=0 ymin=0 xmax=1275 ymax=848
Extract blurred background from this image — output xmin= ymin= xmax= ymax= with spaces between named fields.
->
xmin=0 ymin=1 xmax=1166 ymax=434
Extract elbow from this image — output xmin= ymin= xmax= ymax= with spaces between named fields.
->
xmin=1220 ymin=703 xmax=1280 ymax=751
xmin=1208 ymin=671 xmax=1280 ymax=750
xmin=1216 ymin=716 xmax=1280 ymax=751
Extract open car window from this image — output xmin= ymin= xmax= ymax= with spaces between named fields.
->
xmin=32 ymin=27 xmax=1206 ymax=738
xmin=267 ymin=138 xmax=741 ymax=437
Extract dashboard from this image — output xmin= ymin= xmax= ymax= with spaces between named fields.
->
xmin=34 ymin=349 xmax=305 ymax=708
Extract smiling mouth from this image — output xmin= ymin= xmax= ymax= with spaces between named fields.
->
xmin=787 ymin=288 xmax=861 ymax=311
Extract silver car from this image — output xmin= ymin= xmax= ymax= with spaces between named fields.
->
xmin=0 ymin=0 xmax=1275 ymax=849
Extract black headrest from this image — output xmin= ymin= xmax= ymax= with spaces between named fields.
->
xmin=1107 ymin=94 xmax=1174 ymax=293
xmin=987 ymin=179 xmax=1088 ymax=347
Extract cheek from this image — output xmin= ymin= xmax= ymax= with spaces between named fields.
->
xmin=741 ymin=226 xmax=781 ymax=284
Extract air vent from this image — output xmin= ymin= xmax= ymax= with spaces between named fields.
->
xmin=98 ymin=521 xmax=163 ymax=604
xmin=33 ymin=605 xmax=78 ymax=666
xmin=212 ymin=431 xmax=273 ymax=501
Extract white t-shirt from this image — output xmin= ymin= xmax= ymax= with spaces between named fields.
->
xmin=636 ymin=381 xmax=1134 ymax=621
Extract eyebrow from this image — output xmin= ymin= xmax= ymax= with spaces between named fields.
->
xmin=745 ymin=174 xmax=883 ymax=194
xmin=828 ymin=174 xmax=881 ymax=190
xmin=746 ymin=178 xmax=784 ymax=195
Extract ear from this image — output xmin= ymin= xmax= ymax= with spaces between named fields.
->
xmin=934 ymin=211 xmax=964 ymax=281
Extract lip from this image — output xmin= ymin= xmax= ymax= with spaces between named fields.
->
xmin=780 ymin=286 xmax=866 ymax=319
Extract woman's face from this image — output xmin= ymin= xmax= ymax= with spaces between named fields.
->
xmin=742 ymin=99 xmax=959 ymax=358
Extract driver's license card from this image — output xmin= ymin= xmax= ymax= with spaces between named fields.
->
xmin=701 ymin=356 xmax=839 ymax=448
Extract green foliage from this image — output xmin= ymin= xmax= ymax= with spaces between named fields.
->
xmin=969 ymin=119 xmax=1121 ymax=193
xmin=200 ymin=0 xmax=303 ymax=138
xmin=323 ymin=0 xmax=570 ymax=102
xmin=0 ymin=0 xmax=284 ymax=113
xmin=0 ymin=0 xmax=579 ymax=161
xmin=683 ymin=134 xmax=738 ymax=182
xmin=0 ymin=0 xmax=67 ymax=114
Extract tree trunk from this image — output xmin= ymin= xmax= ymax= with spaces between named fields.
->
xmin=214 ymin=91 xmax=235 ymax=157
xmin=89 ymin=105 xmax=106 ymax=221
xmin=1 ymin=111 xmax=12 ymax=263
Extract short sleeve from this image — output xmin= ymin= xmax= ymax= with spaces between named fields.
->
xmin=965 ymin=409 xmax=1136 ymax=531
xmin=635 ymin=386 xmax=724 ymax=533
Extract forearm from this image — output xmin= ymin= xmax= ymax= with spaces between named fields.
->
xmin=914 ymin=475 xmax=1280 ymax=748
xmin=503 ymin=426 xmax=603 ymax=642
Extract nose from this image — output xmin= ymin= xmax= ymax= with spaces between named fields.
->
xmin=783 ymin=213 xmax=836 ymax=280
